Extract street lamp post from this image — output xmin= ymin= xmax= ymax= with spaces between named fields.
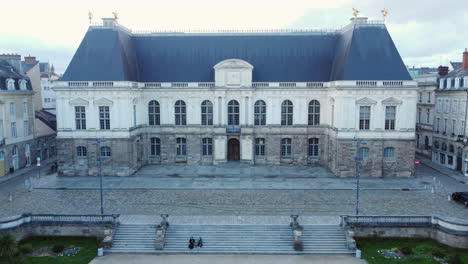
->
xmin=353 ymin=137 xmax=366 ymax=216
xmin=93 ymin=138 xmax=107 ymax=215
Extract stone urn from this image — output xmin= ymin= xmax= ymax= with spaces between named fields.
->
xmin=155 ymin=225 xmax=166 ymax=250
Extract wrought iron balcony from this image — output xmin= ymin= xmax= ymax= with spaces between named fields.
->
xmin=226 ymin=125 xmax=241 ymax=135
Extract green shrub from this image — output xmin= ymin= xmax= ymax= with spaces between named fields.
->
xmin=400 ymin=246 xmax=413 ymax=255
xmin=447 ymin=254 xmax=463 ymax=264
xmin=431 ymin=247 xmax=446 ymax=258
xmin=52 ymin=244 xmax=65 ymax=253
xmin=19 ymin=243 xmax=33 ymax=255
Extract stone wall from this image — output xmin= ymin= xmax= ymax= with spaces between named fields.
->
xmin=0 ymin=223 xmax=110 ymax=241
xmin=353 ymin=227 xmax=468 ymax=249
xmin=331 ymin=138 xmax=415 ymax=178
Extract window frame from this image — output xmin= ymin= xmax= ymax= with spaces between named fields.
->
xmin=175 ymin=100 xmax=187 ymax=126
xmin=99 ymin=106 xmax=110 ymax=130
xmin=281 ymin=138 xmax=292 ymax=158
xmin=254 ymin=100 xmax=266 ymax=126
xmin=176 ymin=137 xmax=187 ymax=156
xmin=201 ymin=100 xmax=213 ymax=126
xmin=148 ymin=100 xmax=160 ymax=126
xmin=385 ymin=106 xmax=396 ymax=130
xmin=227 ymin=100 xmax=240 ymax=126
xmin=308 ymin=138 xmax=319 ymax=157
xmin=76 ymin=146 xmax=88 ymax=157
xmin=308 ymin=100 xmax=320 ymax=126
xmin=281 ymin=100 xmax=293 ymax=126
xmin=150 ymin=137 xmax=161 ymax=156
xmin=359 ymin=106 xmax=371 ymax=130
xmin=202 ymin=138 xmax=213 ymax=156
xmin=255 ymin=138 xmax=265 ymax=156
xmin=75 ymin=106 xmax=86 ymax=130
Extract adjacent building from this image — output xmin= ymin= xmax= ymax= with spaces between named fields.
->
xmin=432 ymin=49 xmax=468 ymax=175
xmin=55 ymin=16 xmax=418 ymax=177
xmin=40 ymin=62 xmax=59 ymax=113
xmin=0 ymin=56 xmax=36 ymax=176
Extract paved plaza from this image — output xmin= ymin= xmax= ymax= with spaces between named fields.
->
xmin=90 ymin=254 xmax=366 ymax=264
xmin=0 ymin=161 xmax=467 ymax=221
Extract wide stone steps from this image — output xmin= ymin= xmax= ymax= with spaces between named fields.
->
xmin=107 ymin=224 xmax=353 ymax=255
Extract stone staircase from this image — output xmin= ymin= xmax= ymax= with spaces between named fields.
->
xmin=107 ymin=224 xmax=354 ymax=254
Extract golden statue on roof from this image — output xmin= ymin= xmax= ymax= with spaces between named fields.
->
xmin=352 ymin=8 xmax=360 ymax=18
xmin=112 ymin=12 xmax=119 ymax=20
xmin=381 ymin=8 xmax=389 ymax=23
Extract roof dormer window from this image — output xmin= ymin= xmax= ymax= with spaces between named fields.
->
xmin=6 ymin=78 xmax=15 ymax=90
xmin=447 ymin=78 xmax=452 ymax=89
xmin=439 ymin=79 xmax=444 ymax=89
xmin=19 ymin=79 xmax=27 ymax=90
xmin=455 ymin=78 xmax=460 ymax=89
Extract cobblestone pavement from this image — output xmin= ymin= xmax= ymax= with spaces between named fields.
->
xmin=0 ymin=162 xmax=466 ymax=221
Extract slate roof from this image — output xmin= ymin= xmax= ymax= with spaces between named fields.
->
xmin=451 ymin=62 xmax=462 ymax=71
xmin=21 ymin=61 xmax=37 ymax=73
xmin=61 ymin=22 xmax=411 ymax=83
xmin=0 ymin=60 xmax=33 ymax=90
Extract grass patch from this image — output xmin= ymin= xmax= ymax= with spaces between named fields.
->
xmin=357 ymin=238 xmax=468 ymax=264
xmin=19 ymin=236 xmax=99 ymax=264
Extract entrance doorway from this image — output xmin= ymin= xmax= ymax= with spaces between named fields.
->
xmin=227 ymin=138 xmax=240 ymax=161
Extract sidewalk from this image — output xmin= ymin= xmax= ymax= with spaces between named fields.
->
xmin=90 ymin=255 xmax=366 ymax=264
xmin=416 ymin=155 xmax=468 ymax=184
xmin=0 ymin=158 xmax=56 ymax=184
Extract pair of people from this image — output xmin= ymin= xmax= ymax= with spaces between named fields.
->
xmin=188 ymin=236 xmax=203 ymax=249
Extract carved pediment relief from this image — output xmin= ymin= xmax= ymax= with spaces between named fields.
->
xmin=94 ymin=98 xmax=113 ymax=106
xmin=355 ymin=97 xmax=377 ymax=105
xmin=382 ymin=97 xmax=403 ymax=105
xmin=69 ymin=98 xmax=89 ymax=105
xmin=213 ymin=59 xmax=254 ymax=70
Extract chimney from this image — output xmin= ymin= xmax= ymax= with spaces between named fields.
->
xmin=463 ymin=48 xmax=468 ymax=70
xmin=0 ymin=53 xmax=22 ymax=73
xmin=24 ymin=55 xmax=37 ymax=64
xmin=438 ymin=66 xmax=449 ymax=76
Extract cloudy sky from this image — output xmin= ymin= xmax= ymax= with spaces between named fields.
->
xmin=1 ymin=0 xmax=467 ymax=74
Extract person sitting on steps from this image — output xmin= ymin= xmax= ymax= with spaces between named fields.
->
xmin=197 ymin=237 xmax=203 ymax=248
xmin=188 ymin=237 xmax=195 ymax=249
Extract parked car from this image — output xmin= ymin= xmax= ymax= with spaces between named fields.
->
xmin=451 ymin=192 xmax=468 ymax=207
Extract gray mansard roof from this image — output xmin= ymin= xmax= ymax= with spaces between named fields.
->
xmin=0 ymin=60 xmax=32 ymax=90
xmin=61 ymin=21 xmax=411 ymax=83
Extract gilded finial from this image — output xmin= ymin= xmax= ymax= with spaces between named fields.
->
xmin=88 ymin=11 xmax=93 ymax=24
xmin=112 ymin=11 xmax=118 ymax=20
xmin=381 ymin=8 xmax=388 ymax=23
xmin=352 ymin=8 xmax=360 ymax=18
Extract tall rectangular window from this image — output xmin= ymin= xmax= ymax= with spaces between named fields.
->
xmin=445 ymin=100 xmax=450 ymax=113
xmin=436 ymin=99 xmax=442 ymax=112
xmin=418 ymin=92 xmax=422 ymax=102
xmin=426 ymin=109 xmax=430 ymax=124
xmin=133 ymin=105 xmax=137 ymax=127
xmin=452 ymin=120 xmax=456 ymax=134
xmin=436 ymin=118 xmax=440 ymax=132
xmin=281 ymin=138 xmax=292 ymax=158
xmin=99 ymin=106 xmax=110 ymax=130
xmin=202 ymin=138 xmax=212 ymax=155
xmin=23 ymin=120 xmax=28 ymax=136
xmin=150 ymin=137 xmax=161 ymax=156
xmin=359 ymin=106 xmax=370 ymax=130
xmin=418 ymin=108 xmax=421 ymax=123
xmin=461 ymin=121 xmax=465 ymax=135
xmin=75 ymin=106 xmax=86 ymax=130
xmin=176 ymin=138 xmax=186 ymax=156
xmin=255 ymin=138 xmax=265 ymax=156
xmin=453 ymin=100 xmax=458 ymax=113
xmin=444 ymin=119 xmax=448 ymax=133
xmin=308 ymin=138 xmax=319 ymax=157
xmin=385 ymin=106 xmax=396 ymax=130
xmin=10 ymin=103 xmax=15 ymax=115
xmin=11 ymin=122 xmax=17 ymax=138
xmin=23 ymin=102 xmax=28 ymax=115
xmin=428 ymin=92 xmax=431 ymax=103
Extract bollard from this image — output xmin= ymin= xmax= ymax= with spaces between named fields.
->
xmin=97 ymin=248 xmax=103 ymax=257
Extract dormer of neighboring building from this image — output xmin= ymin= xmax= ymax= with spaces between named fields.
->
xmin=0 ymin=59 xmax=33 ymax=91
xmin=437 ymin=49 xmax=468 ymax=90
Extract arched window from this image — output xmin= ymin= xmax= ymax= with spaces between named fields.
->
xmin=150 ymin=137 xmax=161 ymax=156
xmin=227 ymin=100 xmax=240 ymax=126
xmin=19 ymin=79 xmax=27 ymax=90
xmin=201 ymin=100 xmax=213 ymax=125
xmin=100 ymin=146 xmax=111 ymax=157
xmin=77 ymin=146 xmax=87 ymax=157
xmin=148 ymin=100 xmax=160 ymax=126
xmin=441 ymin=143 xmax=447 ymax=151
xmin=308 ymin=138 xmax=319 ymax=157
xmin=175 ymin=100 xmax=186 ymax=125
xmin=308 ymin=100 xmax=320 ymax=126
xmin=384 ymin=147 xmax=395 ymax=159
xmin=449 ymin=144 xmax=455 ymax=153
xmin=254 ymin=100 xmax=266 ymax=126
xmin=358 ymin=147 xmax=369 ymax=161
xmin=12 ymin=146 xmax=18 ymax=156
xmin=281 ymin=138 xmax=292 ymax=157
xmin=281 ymin=100 xmax=293 ymax=126
xmin=176 ymin=137 xmax=186 ymax=156
xmin=6 ymin=78 xmax=15 ymax=90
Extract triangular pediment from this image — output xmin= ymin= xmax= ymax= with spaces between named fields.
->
xmin=382 ymin=97 xmax=403 ymax=105
xmin=355 ymin=97 xmax=377 ymax=105
xmin=69 ymin=98 xmax=89 ymax=105
xmin=94 ymin=98 xmax=113 ymax=106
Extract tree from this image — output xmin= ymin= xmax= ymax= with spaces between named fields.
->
xmin=0 ymin=233 xmax=27 ymax=264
